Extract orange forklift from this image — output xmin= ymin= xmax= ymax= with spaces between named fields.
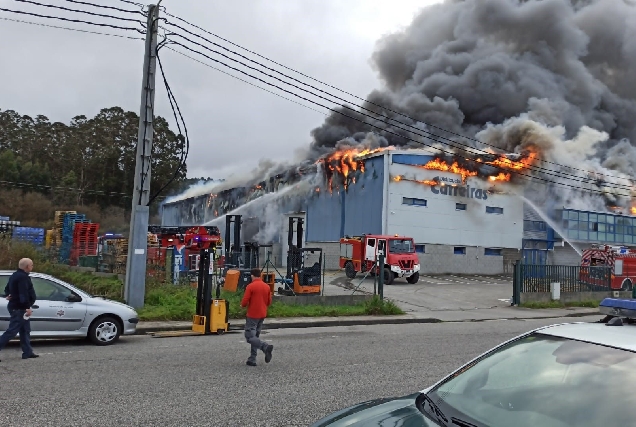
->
xmin=277 ymin=216 xmax=323 ymax=296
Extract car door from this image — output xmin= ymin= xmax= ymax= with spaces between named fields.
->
xmin=0 ymin=274 xmax=9 ymax=332
xmin=29 ymin=277 xmax=87 ymax=332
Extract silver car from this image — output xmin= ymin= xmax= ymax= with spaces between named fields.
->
xmin=0 ymin=271 xmax=139 ymax=345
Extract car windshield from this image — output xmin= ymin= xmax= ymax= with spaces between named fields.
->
xmin=389 ymin=239 xmax=414 ymax=254
xmin=425 ymin=333 xmax=636 ymax=427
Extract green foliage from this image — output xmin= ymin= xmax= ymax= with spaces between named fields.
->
xmin=362 ymin=295 xmax=405 ymax=315
xmin=520 ymin=300 xmax=600 ymax=309
xmin=0 ymin=107 xmax=188 ymax=212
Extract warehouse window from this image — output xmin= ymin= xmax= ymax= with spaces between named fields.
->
xmin=402 ymin=197 xmax=427 ymax=207
xmin=454 ymin=246 xmax=466 ymax=255
xmin=523 ymin=220 xmax=546 ymax=232
xmin=415 ymin=244 xmax=425 ymax=253
xmin=485 ymin=248 xmax=502 ymax=256
xmin=486 ymin=206 xmax=504 ymax=214
xmin=455 ymin=203 xmax=467 ymax=211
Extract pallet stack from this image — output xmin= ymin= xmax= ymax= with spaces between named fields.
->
xmin=59 ymin=213 xmax=89 ymax=264
xmin=70 ymin=223 xmax=99 ymax=266
xmin=0 ymin=218 xmax=21 ymax=240
xmin=147 ymin=232 xmax=159 ymax=247
xmin=113 ymin=238 xmax=129 ymax=274
xmin=12 ymin=227 xmax=45 ymax=246
xmin=53 ymin=211 xmax=76 ymax=245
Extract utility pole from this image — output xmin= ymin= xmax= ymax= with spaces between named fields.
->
xmin=124 ymin=3 xmax=160 ymax=308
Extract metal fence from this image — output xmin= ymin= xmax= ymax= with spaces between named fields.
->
xmin=512 ymin=263 xmax=612 ymax=304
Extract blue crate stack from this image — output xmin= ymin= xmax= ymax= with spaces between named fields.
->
xmin=12 ymin=227 xmax=45 ymax=245
xmin=59 ymin=213 xmax=89 ymax=264
xmin=0 ymin=219 xmax=21 ymax=238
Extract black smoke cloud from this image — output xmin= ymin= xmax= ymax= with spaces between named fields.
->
xmin=310 ymin=0 xmax=636 ymax=155
xmin=307 ymin=0 xmax=636 ymax=213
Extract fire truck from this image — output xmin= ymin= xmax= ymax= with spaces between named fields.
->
xmin=580 ymin=244 xmax=636 ymax=291
xmin=339 ymin=234 xmax=420 ymax=285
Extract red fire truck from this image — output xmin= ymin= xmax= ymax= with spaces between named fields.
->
xmin=339 ymin=234 xmax=420 ymax=285
xmin=580 ymin=244 xmax=636 ymax=291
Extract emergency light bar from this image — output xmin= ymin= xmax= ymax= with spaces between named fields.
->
xmin=599 ymin=298 xmax=636 ymax=319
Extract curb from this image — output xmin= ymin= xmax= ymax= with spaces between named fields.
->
xmin=135 ymin=310 xmax=602 ymax=335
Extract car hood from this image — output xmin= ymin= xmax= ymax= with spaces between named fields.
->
xmin=92 ymin=297 xmax=136 ymax=312
xmin=310 ymin=393 xmax=435 ymax=427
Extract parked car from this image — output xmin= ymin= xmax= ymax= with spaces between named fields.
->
xmin=311 ymin=307 xmax=636 ymax=427
xmin=0 ymin=271 xmax=139 ymax=345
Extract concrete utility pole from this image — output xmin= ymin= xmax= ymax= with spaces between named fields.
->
xmin=124 ymin=3 xmax=160 ymax=308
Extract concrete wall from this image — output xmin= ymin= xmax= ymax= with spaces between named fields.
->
xmin=502 ymin=248 xmax=521 ymax=275
xmin=521 ymin=291 xmax=631 ymax=304
xmin=549 ymin=245 xmax=582 ymax=266
xmin=275 ymin=295 xmax=372 ymax=306
xmin=305 ymin=241 xmax=341 ymax=270
xmin=417 ymin=244 xmax=504 ymax=275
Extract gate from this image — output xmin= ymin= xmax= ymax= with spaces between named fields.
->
xmin=512 ymin=262 xmax=612 ymax=305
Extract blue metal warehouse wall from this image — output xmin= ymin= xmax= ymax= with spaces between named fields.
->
xmin=306 ymin=156 xmax=384 ymax=241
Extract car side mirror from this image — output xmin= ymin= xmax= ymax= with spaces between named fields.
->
xmin=66 ymin=294 xmax=82 ymax=303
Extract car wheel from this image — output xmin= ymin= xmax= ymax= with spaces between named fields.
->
xmin=89 ymin=316 xmax=121 ymax=346
xmin=406 ymin=272 xmax=419 ymax=284
xmin=345 ymin=261 xmax=357 ymax=279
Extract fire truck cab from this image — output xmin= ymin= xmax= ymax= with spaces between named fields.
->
xmin=339 ymin=234 xmax=420 ymax=285
xmin=580 ymin=244 xmax=636 ymax=291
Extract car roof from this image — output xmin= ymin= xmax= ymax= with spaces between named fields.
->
xmin=536 ymin=322 xmax=636 ymax=352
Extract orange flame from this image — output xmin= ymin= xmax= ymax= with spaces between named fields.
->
xmin=631 ymin=206 xmax=636 ymax=215
xmin=420 ymin=159 xmax=478 ymax=183
xmin=393 ymin=175 xmax=438 ymax=186
xmin=489 ymin=172 xmax=511 ymax=182
xmin=319 ymin=146 xmax=395 ymax=193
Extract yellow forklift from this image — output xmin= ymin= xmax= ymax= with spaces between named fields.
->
xmin=150 ymin=244 xmax=231 ymax=338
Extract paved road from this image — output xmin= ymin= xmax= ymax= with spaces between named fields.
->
xmin=329 ymin=272 xmax=514 ymax=313
xmin=0 ymin=315 xmax=600 ymax=427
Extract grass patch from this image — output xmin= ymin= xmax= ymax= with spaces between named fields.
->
xmin=520 ymin=300 xmax=601 ymax=309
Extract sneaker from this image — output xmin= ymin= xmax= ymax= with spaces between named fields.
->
xmin=264 ymin=345 xmax=274 ymax=363
xmin=246 ymin=360 xmax=257 ymax=367
xmin=22 ymin=354 xmax=39 ymax=359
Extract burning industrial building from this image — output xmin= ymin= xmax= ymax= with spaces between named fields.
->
xmin=161 ymin=0 xmax=636 ymax=274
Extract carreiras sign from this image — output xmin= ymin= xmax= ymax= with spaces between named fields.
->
xmin=429 ymin=176 xmax=489 ymax=200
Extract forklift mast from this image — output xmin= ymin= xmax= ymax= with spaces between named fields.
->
xmin=286 ymin=216 xmax=304 ymax=279
xmin=224 ymin=215 xmax=242 ymax=268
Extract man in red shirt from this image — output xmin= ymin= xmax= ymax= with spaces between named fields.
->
xmin=241 ymin=268 xmax=274 ymax=366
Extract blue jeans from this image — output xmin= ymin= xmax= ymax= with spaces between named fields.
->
xmin=0 ymin=309 xmax=34 ymax=358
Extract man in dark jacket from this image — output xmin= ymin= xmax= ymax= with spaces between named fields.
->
xmin=0 ymin=258 xmax=38 ymax=361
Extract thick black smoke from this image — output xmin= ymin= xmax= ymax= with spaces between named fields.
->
xmin=308 ymin=0 xmax=636 ymax=212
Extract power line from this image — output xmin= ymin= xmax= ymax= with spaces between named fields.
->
xmin=0 ymin=6 xmax=144 ymax=32
xmin=62 ymin=0 xmax=145 ymax=15
xmin=163 ymin=32 xmax=634 ymax=192
xmin=164 ymin=39 xmax=634 ymax=199
xmin=164 ymin=46 xmax=327 ymax=116
xmin=0 ymin=179 xmax=167 ymax=200
xmin=161 ymin=12 xmax=632 ymax=184
xmin=148 ymin=41 xmax=190 ymax=205
xmin=11 ymin=0 xmax=145 ymax=25
xmin=0 ymin=16 xmax=144 ymax=39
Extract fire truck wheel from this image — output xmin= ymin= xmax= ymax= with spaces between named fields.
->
xmin=383 ymin=268 xmax=394 ymax=286
xmin=621 ymin=279 xmax=633 ymax=291
xmin=345 ymin=261 xmax=357 ymax=279
xmin=406 ymin=272 xmax=419 ymax=284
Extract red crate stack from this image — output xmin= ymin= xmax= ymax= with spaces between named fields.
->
xmin=70 ymin=223 xmax=99 ymax=266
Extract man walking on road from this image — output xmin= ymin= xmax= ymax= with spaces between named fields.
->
xmin=0 ymin=258 xmax=38 ymax=362
xmin=241 ymin=268 xmax=274 ymax=367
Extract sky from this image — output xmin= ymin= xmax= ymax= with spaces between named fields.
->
xmin=0 ymin=0 xmax=442 ymax=180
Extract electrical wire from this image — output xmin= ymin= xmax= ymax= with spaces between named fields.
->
xmin=0 ymin=16 xmax=145 ymax=39
xmin=62 ymin=0 xmax=145 ymax=15
xmin=148 ymin=42 xmax=190 ymax=206
xmin=161 ymin=13 xmax=633 ymax=184
xmin=0 ymin=179 xmax=167 ymax=200
xmin=11 ymin=0 xmax=146 ymax=25
xmin=163 ymin=34 xmax=634 ymax=192
xmin=0 ymin=6 xmax=144 ymax=32
xmin=164 ymin=46 xmax=327 ymax=116
xmin=164 ymin=40 xmax=634 ymax=198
